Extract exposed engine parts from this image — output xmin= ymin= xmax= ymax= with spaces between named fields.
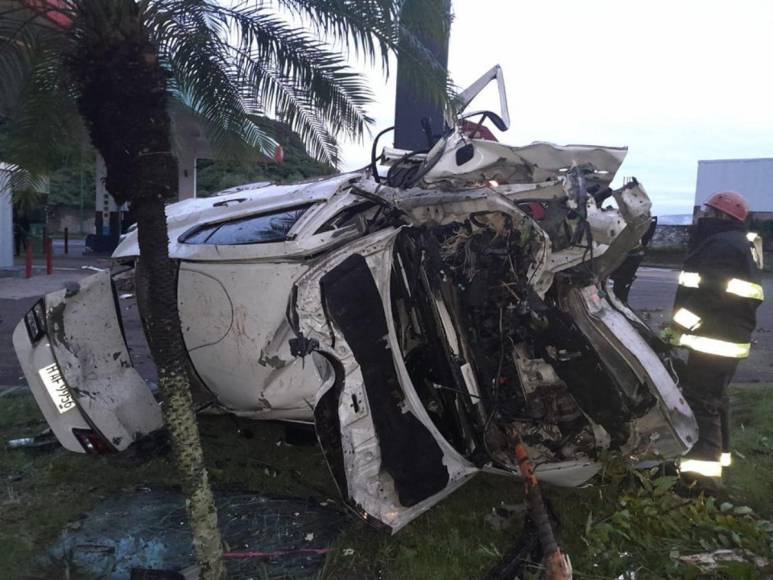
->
xmin=390 ymin=207 xmax=608 ymax=472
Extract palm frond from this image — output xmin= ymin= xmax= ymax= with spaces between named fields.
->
xmin=0 ymin=9 xmax=68 ymax=108
xmin=149 ymin=5 xmax=278 ymax=161
xmin=229 ymin=39 xmax=374 ymax=138
xmin=2 ymin=0 xmax=455 ymax=176
xmin=147 ymin=0 xmax=375 ymax=164
xmin=275 ymin=0 xmax=401 ymax=68
xmin=0 ymin=19 xmax=82 ymax=174
xmin=277 ymin=0 xmax=456 ymax=111
xmin=240 ymin=61 xmax=341 ymax=164
xmin=1 ymin=163 xmax=48 ymax=213
xmin=174 ymin=2 xmax=375 ymax=122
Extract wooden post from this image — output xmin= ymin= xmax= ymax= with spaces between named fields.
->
xmin=64 ymin=227 xmax=69 ymax=254
xmin=508 ymin=426 xmax=572 ymax=580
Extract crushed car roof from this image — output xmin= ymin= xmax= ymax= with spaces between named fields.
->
xmin=113 ymin=141 xmax=629 ymax=261
xmin=113 ymin=173 xmax=358 ymax=259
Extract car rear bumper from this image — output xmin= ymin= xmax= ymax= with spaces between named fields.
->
xmin=12 ymin=272 xmax=164 ymax=453
xmin=12 ymin=321 xmax=92 ymax=453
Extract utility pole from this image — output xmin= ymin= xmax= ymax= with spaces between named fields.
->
xmin=79 ymin=144 xmax=85 ymax=236
xmin=0 ymin=164 xmax=12 ymax=269
xmin=394 ymin=0 xmax=452 ymax=151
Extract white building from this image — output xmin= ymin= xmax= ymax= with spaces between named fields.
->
xmin=695 ymin=158 xmax=773 ymax=220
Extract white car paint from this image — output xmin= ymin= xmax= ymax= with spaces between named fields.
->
xmin=179 ymin=261 xmax=318 ymax=419
xmin=13 ymin=65 xmax=699 ymax=533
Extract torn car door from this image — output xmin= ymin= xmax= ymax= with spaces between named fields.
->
xmin=178 ymin=261 xmax=320 ymax=420
xmin=560 ymin=284 xmax=698 ymax=456
xmin=13 ymin=271 xmax=163 ymax=453
xmin=294 ymin=229 xmax=477 ymax=532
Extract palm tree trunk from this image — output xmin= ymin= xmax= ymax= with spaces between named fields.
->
xmin=67 ymin=1 xmax=225 ymax=577
xmin=134 ymin=196 xmax=225 ymax=580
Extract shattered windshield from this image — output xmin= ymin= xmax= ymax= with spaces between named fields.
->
xmin=180 ymin=205 xmax=313 ymax=245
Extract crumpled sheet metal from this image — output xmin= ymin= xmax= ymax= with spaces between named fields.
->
xmin=46 ymin=271 xmax=163 ymax=451
xmin=421 ymin=137 xmax=628 ymax=188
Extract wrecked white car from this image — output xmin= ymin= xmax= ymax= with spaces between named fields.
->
xmin=13 ymin=66 xmax=697 ymax=532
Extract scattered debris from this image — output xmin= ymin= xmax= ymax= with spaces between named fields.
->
xmin=5 ymin=429 xmax=59 ymax=452
xmin=0 ymin=386 xmax=27 ymax=398
xmin=484 ymin=504 xmax=527 ymax=531
xmin=6 ymin=437 xmax=34 ymax=449
xmin=4 ymin=484 xmax=20 ymax=505
xmin=677 ymin=549 xmax=770 ymax=573
xmin=36 ymin=490 xmax=344 ymax=578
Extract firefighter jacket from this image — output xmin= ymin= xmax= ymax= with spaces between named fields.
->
xmin=672 ymin=218 xmax=763 ymax=358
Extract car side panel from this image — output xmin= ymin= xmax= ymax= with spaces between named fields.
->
xmin=178 ymin=262 xmax=318 ymax=420
xmin=295 ymin=229 xmax=478 ymax=532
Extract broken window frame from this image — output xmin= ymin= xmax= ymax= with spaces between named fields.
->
xmin=179 ymin=204 xmax=314 ymax=246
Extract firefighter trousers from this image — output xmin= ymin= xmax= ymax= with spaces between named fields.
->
xmin=682 ymin=351 xmax=737 ymax=461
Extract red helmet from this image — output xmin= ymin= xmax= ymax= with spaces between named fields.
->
xmin=705 ymin=191 xmax=749 ymax=222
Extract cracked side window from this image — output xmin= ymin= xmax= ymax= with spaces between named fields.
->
xmin=315 ymin=202 xmax=376 ymax=234
xmin=180 ymin=205 xmax=312 ymax=245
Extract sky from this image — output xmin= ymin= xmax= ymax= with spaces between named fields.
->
xmin=337 ymin=0 xmax=773 ymax=216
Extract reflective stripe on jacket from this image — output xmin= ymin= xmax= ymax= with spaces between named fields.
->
xmin=672 ymin=219 xmax=762 ymax=358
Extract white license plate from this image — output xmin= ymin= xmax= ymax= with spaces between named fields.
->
xmin=38 ymin=363 xmax=76 ymax=414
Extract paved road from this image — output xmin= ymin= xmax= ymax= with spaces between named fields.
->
xmin=51 ymin=238 xmax=87 ymax=256
xmin=628 ymin=267 xmax=773 ymax=383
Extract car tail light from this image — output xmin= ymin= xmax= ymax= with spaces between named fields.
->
xmin=24 ymin=299 xmax=47 ymax=343
xmin=72 ymin=428 xmax=115 ymax=454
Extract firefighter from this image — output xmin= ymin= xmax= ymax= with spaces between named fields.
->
xmin=670 ymin=191 xmax=764 ymax=483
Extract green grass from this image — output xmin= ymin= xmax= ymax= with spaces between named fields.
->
xmin=2 ymin=386 xmax=773 ymax=579
xmin=0 ymin=392 xmax=336 ymax=578
xmin=324 ymin=474 xmax=523 ymax=580
xmin=725 ymin=384 xmax=773 ymax=517
xmin=0 ymin=394 xmax=179 ymax=576
xmin=0 ymin=393 xmax=525 ymax=579
xmin=323 ymin=385 xmax=773 ymax=579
